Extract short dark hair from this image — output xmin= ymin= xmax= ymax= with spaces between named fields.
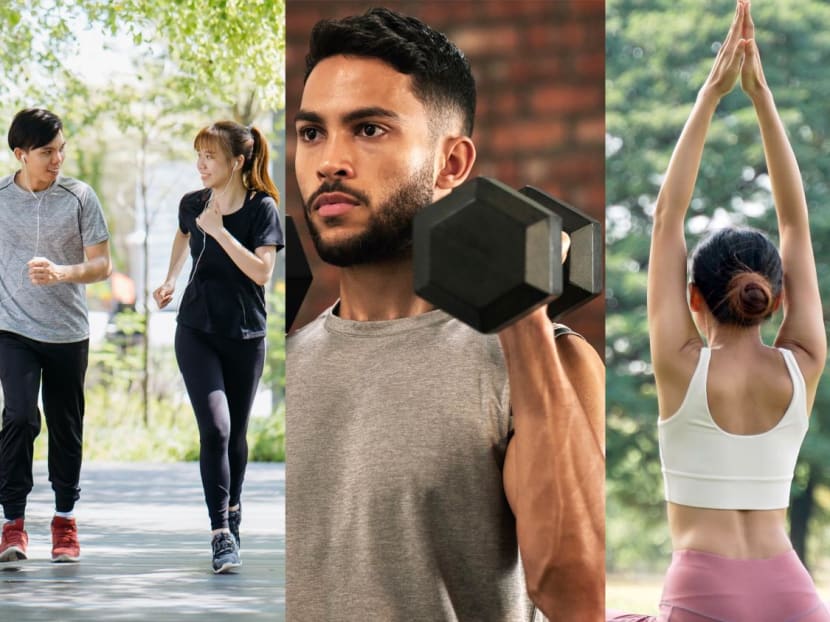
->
xmin=304 ymin=7 xmax=476 ymax=136
xmin=8 ymin=108 xmax=63 ymax=152
xmin=690 ymin=227 xmax=783 ymax=326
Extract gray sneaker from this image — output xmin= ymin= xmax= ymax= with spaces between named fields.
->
xmin=228 ymin=507 xmax=241 ymax=550
xmin=211 ymin=532 xmax=240 ymax=574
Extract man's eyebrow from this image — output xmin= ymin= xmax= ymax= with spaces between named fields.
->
xmin=294 ymin=110 xmax=324 ymax=125
xmin=294 ymin=107 xmax=401 ymax=126
xmin=342 ymin=107 xmax=400 ymax=124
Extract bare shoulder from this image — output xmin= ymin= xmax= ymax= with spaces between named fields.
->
xmin=654 ymin=339 xmax=703 ymax=419
xmin=774 ymin=337 xmax=826 ymax=386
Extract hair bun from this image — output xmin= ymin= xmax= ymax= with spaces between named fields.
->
xmin=726 ymin=271 xmax=774 ymax=322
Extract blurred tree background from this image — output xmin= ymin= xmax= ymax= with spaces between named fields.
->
xmin=607 ymin=0 xmax=830 ymax=578
xmin=0 ymin=1 xmax=286 ymax=462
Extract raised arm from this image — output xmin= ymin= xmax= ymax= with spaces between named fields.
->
xmin=740 ymin=5 xmax=827 ymax=385
xmin=648 ymin=2 xmax=748 ymax=370
xmin=196 ymin=203 xmax=277 ymax=287
xmin=500 ymin=310 xmax=605 ymax=619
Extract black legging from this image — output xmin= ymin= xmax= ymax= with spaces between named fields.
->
xmin=174 ymin=324 xmax=265 ymax=530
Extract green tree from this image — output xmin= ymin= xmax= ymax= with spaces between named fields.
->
xmin=0 ymin=1 xmax=284 ymax=114
xmin=607 ymin=0 xmax=830 ymax=570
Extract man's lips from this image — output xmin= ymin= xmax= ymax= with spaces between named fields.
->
xmin=313 ymin=192 xmax=360 ymax=218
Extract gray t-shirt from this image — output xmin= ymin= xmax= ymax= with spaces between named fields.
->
xmin=287 ymin=306 xmax=543 ymax=622
xmin=0 ymin=174 xmax=109 ymax=342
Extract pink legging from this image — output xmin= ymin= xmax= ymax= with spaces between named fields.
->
xmin=607 ymin=549 xmax=830 ymax=622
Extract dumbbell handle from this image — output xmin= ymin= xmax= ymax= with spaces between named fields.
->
xmin=518 ymin=186 xmax=602 ymax=320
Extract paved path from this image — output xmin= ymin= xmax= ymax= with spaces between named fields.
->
xmin=0 ymin=462 xmax=284 ymax=621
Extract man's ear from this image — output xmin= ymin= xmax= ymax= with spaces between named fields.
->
xmin=435 ymin=136 xmax=476 ymax=191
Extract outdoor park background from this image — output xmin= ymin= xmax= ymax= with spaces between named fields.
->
xmin=607 ymin=0 xmax=830 ymax=610
xmin=0 ymin=1 xmax=286 ymax=464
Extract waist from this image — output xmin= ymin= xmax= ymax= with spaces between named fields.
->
xmin=667 ymin=502 xmax=792 ymax=559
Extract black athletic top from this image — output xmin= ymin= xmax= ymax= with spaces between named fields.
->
xmin=177 ymin=188 xmax=283 ymax=339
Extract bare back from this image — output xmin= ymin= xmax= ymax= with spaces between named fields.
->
xmin=661 ymin=343 xmax=809 ymax=558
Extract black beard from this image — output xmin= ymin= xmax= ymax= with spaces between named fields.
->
xmin=303 ymin=165 xmax=434 ymax=267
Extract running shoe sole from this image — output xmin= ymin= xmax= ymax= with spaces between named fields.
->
xmin=0 ymin=546 xmax=26 ymax=563
xmin=213 ymin=560 xmax=242 ymax=574
xmin=51 ymin=553 xmax=80 ymax=563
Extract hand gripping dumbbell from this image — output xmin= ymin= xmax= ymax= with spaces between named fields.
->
xmin=286 ymin=177 xmax=601 ymax=333
xmin=413 ymin=176 xmax=601 ymax=333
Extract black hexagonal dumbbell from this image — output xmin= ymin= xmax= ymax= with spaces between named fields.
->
xmin=286 ymin=215 xmax=313 ymax=333
xmin=413 ymin=176 xmax=601 ymax=333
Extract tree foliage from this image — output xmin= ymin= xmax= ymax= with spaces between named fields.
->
xmin=0 ymin=1 xmax=284 ymax=114
xmin=607 ymin=0 xmax=830 ymax=570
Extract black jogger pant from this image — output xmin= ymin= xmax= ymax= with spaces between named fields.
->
xmin=0 ymin=331 xmax=88 ymax=520
xmin=174 ymin=324 xmax=265 ymax=531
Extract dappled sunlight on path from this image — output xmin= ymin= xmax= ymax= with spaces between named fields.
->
xmin=0 ymin=462 xmax=284 ymax=621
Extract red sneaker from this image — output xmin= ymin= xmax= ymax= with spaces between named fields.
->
xmin=0 ymin=518 xmax=28 ymax=562
xmin=51 ymin=516 xmax=80 ymax=562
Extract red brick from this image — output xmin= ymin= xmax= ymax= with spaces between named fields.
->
xmin=576 ymin=52 xmax=606 ymax=77
xmin=479 ymin=0 xmax=567 ymax=20
xmin=547 ymin=22 xmax=587 ymax=49
xmin=452 ymin=26 xmax=521 ymax=56
xmin=507 ymin=58 xmax=566 ymax=83
xmin=490 ymin=120 xmax=566 ymax=153
xmin=530 ymin=85 xmax=601 ymax=114
xmin=575 ymin=117 xmax=605 ymax=144
xmin=546 ymin=153 xmax=603 ymax=186
xmin=419 ymin=0 xmax=476 ymax=23
xmin=571 ymin=0 xmax=605 ymax=18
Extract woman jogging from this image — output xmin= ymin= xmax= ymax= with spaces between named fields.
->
xmin=153 ymin=121 xmax=283 ymax=573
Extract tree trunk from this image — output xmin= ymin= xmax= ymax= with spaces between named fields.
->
xmin=140 ymin=130 xmax=150 ymax=427
xmin=790 ymin=468 xmax=816 ymax=569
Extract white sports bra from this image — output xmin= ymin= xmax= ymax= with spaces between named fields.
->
xmin=658 ymin=347 xmax=808 ymax=510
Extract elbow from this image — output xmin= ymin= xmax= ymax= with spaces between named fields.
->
xmin=524 ymin=555 xmax=603 ymax=618
xmin=100 ymin=256 xmax=113 ymax=281
xmin=253 ymin=269 xmax=272 ymax=287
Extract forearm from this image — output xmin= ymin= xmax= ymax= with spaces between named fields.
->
xmin=211 ymin=228 xmax=273 ymax=286
xmin=60 ymin=255 xmax=112 ymax=284
xmin=751 ymin=88 xmax=809 ymax=231
xmin=653 ymin=88 xmax=720 ymax=223
xmin=162 ymin=230 xmax=191 ymax=285
xmin=500 ymin=310 xmax=605 ymax=618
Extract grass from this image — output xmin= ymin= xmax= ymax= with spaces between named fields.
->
xmin=606 ymin=574 xmax=662 ymax=615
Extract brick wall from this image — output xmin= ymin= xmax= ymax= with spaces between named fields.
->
xmin=285 ymin=0 xmax=605 ymax=354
